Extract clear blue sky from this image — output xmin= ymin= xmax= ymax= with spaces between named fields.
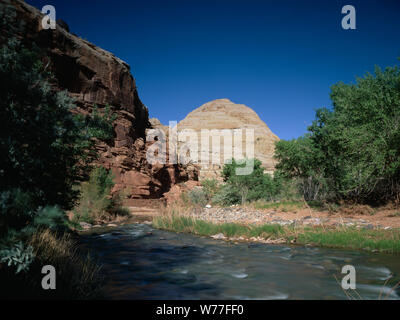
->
xmin=28 ymin=0 xmax=400 ymax=140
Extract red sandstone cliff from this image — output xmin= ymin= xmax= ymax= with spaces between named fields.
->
xmin=1 ymin=0 xmax=198 ymax=199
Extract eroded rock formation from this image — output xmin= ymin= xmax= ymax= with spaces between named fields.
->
xmin=2 ymin=0 xmax=197 ymax=199
xmin=177 ymin=99 xmax=280 ymax=180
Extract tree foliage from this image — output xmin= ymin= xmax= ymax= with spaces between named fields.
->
xmin=274 ymin=136 xmax=327 ymax=201
xmin=275 ymin=62 xmax=400 ymax=204
xmin=220 ymin=159 xmax=281 ymax=204
xmin=0 ymin=39 xmax=116 ymax=272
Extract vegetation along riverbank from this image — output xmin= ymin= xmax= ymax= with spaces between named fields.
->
xmin=153 ymin=212 xmax=400 ymax=254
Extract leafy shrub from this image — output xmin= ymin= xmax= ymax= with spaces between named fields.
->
xmin=83 ymin=105 xmax=117 ymax=141
xmin=212 ymin=184 xmax=241 ymax=205
xmin=188 ymin=188 xmax=208 ymax=207
xmin=201 ymin=179 xmax=220 ymax=202
xmin=33 ymin=206 xmax=68 ymax=232
xmin=0 ymin=189 xmax=35 ymax=236
xmin=73 ymin=167 xmax=128 ymax=223
xmin=220 ymin=158 xmax=284 ymax=204
xmin=0 ymin=241 xmax=34 ymax=274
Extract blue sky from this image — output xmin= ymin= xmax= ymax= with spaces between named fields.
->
xmin=28 ymin=0 xmax=400 ymax=140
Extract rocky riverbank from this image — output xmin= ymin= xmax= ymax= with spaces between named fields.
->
xmin=190 ymin=205 xmax=398 ymax=230
xmin=153 ymin=211 xmax=400 ymax=254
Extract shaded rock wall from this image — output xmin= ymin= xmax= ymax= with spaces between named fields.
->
xmin=2 ymin=0 xmax=197 ymax=199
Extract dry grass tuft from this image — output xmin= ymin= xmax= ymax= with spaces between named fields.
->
xmin=29 ymin=229 xmax=104 ymax=299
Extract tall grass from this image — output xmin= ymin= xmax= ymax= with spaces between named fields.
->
xmin=0 ymin=229 xmax=103 ymax=299
xmin=153 ymin=214 xmax=400 ymax=254
xmin=30 ymin=229 xmax=103 ymax=298
xmin=154 ymin=214 xmax=284 ymax=239
xmin=297 ymin=228 xmax=400 ymax=253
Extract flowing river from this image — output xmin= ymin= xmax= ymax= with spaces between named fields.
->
xmin=79 ymin=222 xmax=400 ymax=300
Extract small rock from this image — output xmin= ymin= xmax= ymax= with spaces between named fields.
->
xmin=107 ymin=223 xmax=117 ymax=227
xmin=205 ymin=204 xmax=212 ymax=209
xmin=211 ymin=233 xmax=226 ymax=240
xmin=79 ymin=222 xmax=92 ymax=230
xmin=313 ymin=218 xmax=322 ymax=225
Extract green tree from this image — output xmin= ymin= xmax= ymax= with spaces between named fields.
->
xmin=222 ymin=158 xmax=268 ymax=204
xmin=0 ymin=39 xmax=115 ymax=272
xmin=73 ymin=167 xmax=119 ymax=223
xmin=274 ymin=136 xmax=326 ymax=201
xmin=309 ymin=64 xmax=400 ymax=203
xmin=275 ymin=61 xmax=400 ymax=204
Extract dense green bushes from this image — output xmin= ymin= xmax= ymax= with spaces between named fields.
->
xmin=275 ymin=62 xmax=400 ymax=205
xmin=220 ymin=159 xmax=285 ymax=204
xmin=185 ymin=159 xmax=290 ymax=207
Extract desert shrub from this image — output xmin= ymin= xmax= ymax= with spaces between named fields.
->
xmin=201 ymin=179 xmax=220 ymax=202
xmin=212 ymin=184 xmax=241 ymax=205
xmin=272 ymin=174 xmax=302 ymax=201
xmin=222 ymin=158 xmax=264 ymax=204
xmin=220 ymin=158 xmax=286 ymax=204
xmin=73 ymin=167 xmax=128 ymax=223
xmin=188 ymin=188 xmax=208 ymax=207
xmin=83 ymin=105 xmax=117 ymax=141
xmin=179 ymin=190 xmax=191 ymax=206
xmin=247 ymin=173 xmax=284 ymax=202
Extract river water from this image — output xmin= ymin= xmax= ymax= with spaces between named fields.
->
xmin=79 ymin=223 xmax=400 ymax=300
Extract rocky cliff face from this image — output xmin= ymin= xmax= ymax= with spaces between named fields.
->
xmin=177 ymin=99 xmax=279 ymax=180
xmin=2 ymin=0 xmax=197 ymax=199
